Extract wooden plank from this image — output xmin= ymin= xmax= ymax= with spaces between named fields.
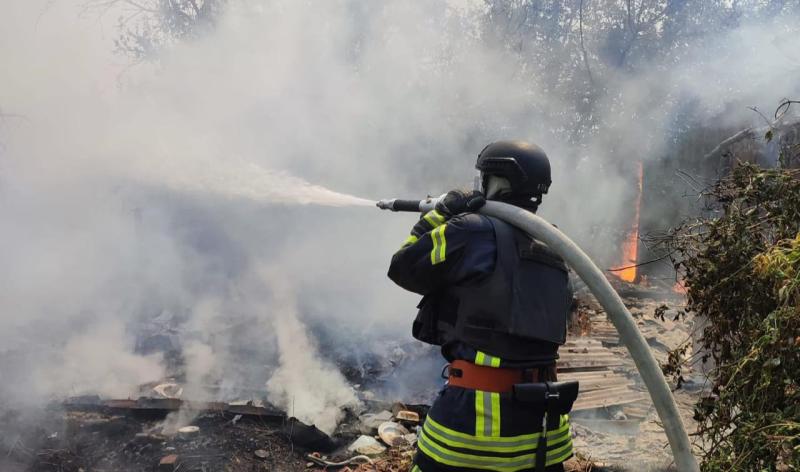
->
xmin=558 ymin=370 xmax=628 ymax=380
xmin=558 ymin=370 xmax=625 ymax=380
xmin=568 ymin=378 xmax=633 ymax=393
xmin=558 ymin=358 xmax=623 ymax=366
xmin=573 ymin=397 xmax=649 ymax=412
xmin=559 ymin=348 xmax=618 ymax=356
xmin=558 ymin=354 xmax=622 ymax=362
xmin=560 ymin=377 xmax=627 ymax=388
xmin=622 ymin=404 xmax=652 ymax=420
xmin=68 ymin=398 xmax=287 ymax=421
xmin=564 ymin=338 xmax=605 ymax=345
xmin=557 ymin=359 xmax=624 ymax=370
xmin=577 ymin=390 xmax=649 ymax=405
xmin=559 ymin=375 xmax=624 ymax=384
xmin=573 ymin=391 xmax=650 ymax=411
xmin=560 ymin=349 xmax=619 ymax=356
xmin=570 ymin=418 xmax=641 ymax=435
xmin=559 ymin=366 xmax=616 ymax=373
xmin=575 ymin=385 xmax=634 ymax=399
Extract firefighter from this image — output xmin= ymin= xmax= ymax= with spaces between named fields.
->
xmin=388 ymin=141 xmax=577 ymax=472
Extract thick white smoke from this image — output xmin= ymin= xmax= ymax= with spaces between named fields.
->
xmin=264 ymin=276 xmax=358 ymax=434
xmin=0 ymin=0 xmax=798 ymax=434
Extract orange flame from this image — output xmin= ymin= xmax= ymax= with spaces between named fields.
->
xmin=615 ymin=161 xmax=643 ymax=283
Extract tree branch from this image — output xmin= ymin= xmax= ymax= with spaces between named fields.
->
xmin=579 ymin=0 xmax=595 ymax=87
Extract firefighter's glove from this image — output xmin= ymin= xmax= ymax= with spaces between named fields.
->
xmin=435 ymin=190 xmax=486 ymax=218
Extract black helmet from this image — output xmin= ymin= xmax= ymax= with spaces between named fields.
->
xmin=476 ymin=140 xmax=551 ymax=198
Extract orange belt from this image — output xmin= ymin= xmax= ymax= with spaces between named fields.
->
xmin=446 ymin=360 xmax=555 ymax=393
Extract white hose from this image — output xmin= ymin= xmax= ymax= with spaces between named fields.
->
xmin=420 ymin=199 xmax=699 ymax=471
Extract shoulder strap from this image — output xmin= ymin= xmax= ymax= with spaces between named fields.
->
xmin=485 ymin=216 xmax=517 ymax=273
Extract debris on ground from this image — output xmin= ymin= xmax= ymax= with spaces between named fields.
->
xmin=564 ymin=285 xmax=698 ymax=470
xmin=348 ymin=435 xmax=387 ymax=456
xmin=357 ymin=410 xmax=394 ymax=434
xmin=393 ymin=410 xmax=419 ymax=425
xmin=377 ymin=421 xmax=410 ymax=447
xmin=0 ymin=278 xmax=695 ymax=471
xmin=158 ymin=453 xmax=179 ymax=471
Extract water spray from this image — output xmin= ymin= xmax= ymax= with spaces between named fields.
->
xmin=376 ymin=196 xmax=699 ymax=472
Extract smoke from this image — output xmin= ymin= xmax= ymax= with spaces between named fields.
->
xmin=264 ymin=276 xmax=358 ymax=434
xmin=0 ymin=0 xmax=798 ymax=437
xmin=33 ymin=321 xmax=165 ymax=399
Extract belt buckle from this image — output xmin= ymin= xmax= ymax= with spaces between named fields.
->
xmin=441 ymin=363 xmax=464 ymax=379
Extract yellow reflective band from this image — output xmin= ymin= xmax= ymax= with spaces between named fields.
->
xmin=475 ymin=390 xmax=486 ymax=436
xmin=474 ymin=351 xmax=501 ymax=367
xmin=490 ymin=392 xmax=501 ymax=436
xmin=423 ymin=210 xmax=447 ymax=227
xmin=401 ymin=234 xmax=419 ymax=248
xmin=424 ymin=415 xmax=571 ymax=452
xmin=418 ymin=429 xmax=572 ymax=471
xmin=430 ymin=224 xmax=447 ymax=265
xmin=543 ymin=437 xmax=574 ymax=466
xmin=418 ymin=430 xmax=531 ymax=472
xmin=544 ymin=427 xmax=571 ymax=447
xmin=475 ymin=390 xmax=499 ymax=437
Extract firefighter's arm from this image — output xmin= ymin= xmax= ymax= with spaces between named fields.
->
xmin=397 ymin=190 xmax=486 ymax=248
xmin=387 ymin=211 xmax=493 ymax=295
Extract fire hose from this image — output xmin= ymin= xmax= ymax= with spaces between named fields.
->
xmin=376 ymin=197 xmax=700 ymax=472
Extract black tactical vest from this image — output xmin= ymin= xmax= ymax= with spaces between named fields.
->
xmin=412 ymin=216 xmax=570 ymax=363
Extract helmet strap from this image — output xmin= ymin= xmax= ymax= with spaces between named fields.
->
xmin=501 ymin=194 xmax=541 ymax=213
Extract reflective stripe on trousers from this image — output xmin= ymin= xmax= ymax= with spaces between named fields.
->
xmin=416 ymin=350 xmax=573 ymax=471
xmin=418 ymin=413 xmax=572 ymax=471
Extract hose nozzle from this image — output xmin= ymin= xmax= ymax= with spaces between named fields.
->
xmin=376 ymin=199 xmax=397 ymax=211
xmin=375 ymin=196 xmax=442 ymax=212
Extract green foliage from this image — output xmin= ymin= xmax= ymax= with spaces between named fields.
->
xmin=667 ymin=163 xmax=800 ymax=471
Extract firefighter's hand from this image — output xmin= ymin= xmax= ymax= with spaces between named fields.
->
xmin=435 ymin=190 xmax=486 ymax=218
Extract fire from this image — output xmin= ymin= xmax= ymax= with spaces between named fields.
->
xmin=615 ymin=161 xmax=643 ymax=283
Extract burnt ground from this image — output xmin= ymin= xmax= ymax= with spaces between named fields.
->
xmin=0 ymin=402 xmax=635 ymax=472
xmin=0 ymin=406 xmax=311 ymax=472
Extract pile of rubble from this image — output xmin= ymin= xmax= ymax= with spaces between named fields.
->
xmin=565 ymin=283 xmax=701 ymax=470
xmin=313 ymin=405 xmax=423 ymax=472
xmin=0 ymin=279 xmax=699 ymax=471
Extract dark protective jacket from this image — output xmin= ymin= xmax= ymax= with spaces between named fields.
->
xmin=388 ymin=210 xmax=572 ymax=365
xmin=388 ymin=208 xmax=575 ymax=471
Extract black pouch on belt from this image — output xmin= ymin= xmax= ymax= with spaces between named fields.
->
xmin=512 ymin=381 xmax=579 ymax=472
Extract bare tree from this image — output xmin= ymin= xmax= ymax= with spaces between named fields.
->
xmin=84 ymin=0 xmax=226 ymax=60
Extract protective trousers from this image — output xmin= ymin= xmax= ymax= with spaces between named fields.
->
xmin=411 ymin=384 xmax=573 ymax=472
